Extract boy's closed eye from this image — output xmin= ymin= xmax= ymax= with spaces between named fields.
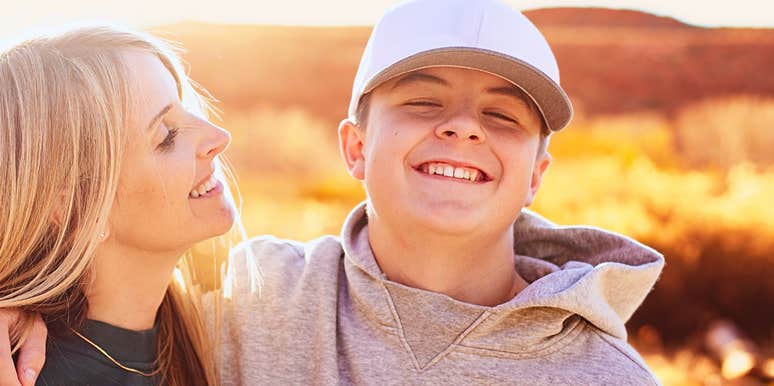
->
xmin=483 ymin=110 xmax=521 ymax=127
xmin=403 ymin=99 xmax=442 ymax=107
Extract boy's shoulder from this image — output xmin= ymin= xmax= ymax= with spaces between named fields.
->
xmin=233 ymin=233 xmax=343 ymax=263
xmin=225 ymin=234 xmax=344 ymax=297
xmin=516 ymin=316 xmax=660 ymax=386
xmin=581 ymin=325 xmax=662 ymax=386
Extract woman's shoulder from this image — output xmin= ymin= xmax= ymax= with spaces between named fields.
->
xmin=38 ymin=326 xmax=158 ymax=386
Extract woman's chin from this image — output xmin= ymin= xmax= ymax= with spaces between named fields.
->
xmin=207 ymin=208 xmax=238 ymax=238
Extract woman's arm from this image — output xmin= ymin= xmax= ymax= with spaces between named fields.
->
xmin=0 ymin=311 xmax=46 ymax=386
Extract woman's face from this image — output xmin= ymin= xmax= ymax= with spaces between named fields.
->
xmin=106 ymin=50 xmax=235 ymax=254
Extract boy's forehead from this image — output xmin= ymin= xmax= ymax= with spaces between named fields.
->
xmin=379 ymin=67 xmax=531 ymax=104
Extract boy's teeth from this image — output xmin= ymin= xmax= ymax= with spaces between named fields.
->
xmin=422 ymin=162 xmax=483 ymax=182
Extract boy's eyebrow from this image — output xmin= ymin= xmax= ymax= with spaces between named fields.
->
xmin=390 ymin=72 xmax=450 ymax=90
xmin=485 ymin=86 xmax=531 ymax=107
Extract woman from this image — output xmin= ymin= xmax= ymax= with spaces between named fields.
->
xmin=0 ymin=26 xmax=238 ymax=385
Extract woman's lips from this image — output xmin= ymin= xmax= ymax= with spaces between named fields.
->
xmin=189 ymin=177 xmax=223 ymax=199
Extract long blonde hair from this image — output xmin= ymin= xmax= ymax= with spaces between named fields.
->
xmin=0 ymin=26 xmax=230 ymax=386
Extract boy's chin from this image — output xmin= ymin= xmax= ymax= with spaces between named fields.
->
xmin=409 ymin=207 xmax=489 ymax=236
xmin=406 ymin=200 xmax=523 ymax=237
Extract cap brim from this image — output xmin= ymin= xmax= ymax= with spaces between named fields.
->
xmin=362 ymin=47 xmax=573 ymax=131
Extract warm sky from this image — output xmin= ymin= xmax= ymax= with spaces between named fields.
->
xmin=2 ymin=0 xmax=771 ymax=46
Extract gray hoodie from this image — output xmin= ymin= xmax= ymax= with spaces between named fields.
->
xmin=212 ymin=202 xmax=664 ymax=385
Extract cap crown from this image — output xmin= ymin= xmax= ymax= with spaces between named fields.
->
xmin=348 ymin=0 xmax=571 ymax=131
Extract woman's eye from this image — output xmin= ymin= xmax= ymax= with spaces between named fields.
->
xmin=156 ymin=127 xmax=179 ymax=151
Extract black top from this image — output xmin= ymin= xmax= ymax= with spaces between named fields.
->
xmin=37 ymin=320 xmax=160 ymax=386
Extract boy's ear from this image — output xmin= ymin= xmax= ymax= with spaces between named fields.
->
xmin=524 ymin=151 xmax=552 ymax=207
xmin=337 ymin=118 xmax=366 ymax=180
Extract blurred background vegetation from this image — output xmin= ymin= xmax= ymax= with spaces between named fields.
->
xmin=161 ymin=8 xmax=774 ymax=385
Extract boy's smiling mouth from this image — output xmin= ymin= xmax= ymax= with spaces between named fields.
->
xmin=414 ymin=161 xmax=490 ymax=183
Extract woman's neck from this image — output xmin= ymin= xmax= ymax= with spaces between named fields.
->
xmin=86 ymin=241 xmax=183 ymax=331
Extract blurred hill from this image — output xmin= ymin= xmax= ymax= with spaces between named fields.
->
xmin=149 ymin=7 xmax=774 ymax=126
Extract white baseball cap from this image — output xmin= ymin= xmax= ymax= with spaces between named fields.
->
xmin=348 ymin=0 xmax=573 ymax=131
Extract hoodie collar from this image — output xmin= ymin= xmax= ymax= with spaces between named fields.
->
xmin=340 ymin=201 xmax=664 ymax=359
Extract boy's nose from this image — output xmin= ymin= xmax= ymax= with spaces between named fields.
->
xmin=434 ymin=110 xmax=486 ymax=144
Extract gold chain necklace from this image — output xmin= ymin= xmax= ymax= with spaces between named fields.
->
xmin=69 ymin=327 xmax=160 ymax=377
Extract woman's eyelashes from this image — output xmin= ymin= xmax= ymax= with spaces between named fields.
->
xmin=156 ymin=125 xmax=179 ymax=152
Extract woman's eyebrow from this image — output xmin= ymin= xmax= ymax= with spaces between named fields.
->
xmin=146 ymin=103 xmax=174 ymax=132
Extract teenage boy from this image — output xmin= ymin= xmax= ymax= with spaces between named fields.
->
xmin=3 ymin=0 xmax=664 ymax=385
xmin=214 ymin=0 xmax=663 ymax=384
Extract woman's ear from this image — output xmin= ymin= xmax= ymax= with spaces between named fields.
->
xmin=49 ymin=193 xmax=70 ymax=232
xmin=338 ymin=119 xmax=366 ymax=180
xmin=98 ymin=226 xmax=110 ymax=242
xmin=50 ymin=193 xmax=111 ymax=242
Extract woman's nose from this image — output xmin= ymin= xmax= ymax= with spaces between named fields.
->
xmin=198 ymin=122 xmax=231 ymax=159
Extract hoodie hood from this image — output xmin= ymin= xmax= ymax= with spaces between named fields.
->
xmin=341 ymin=201 xmax=664 ymax=365
xmin=509 ymin=208 xmax=664 ymax=339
